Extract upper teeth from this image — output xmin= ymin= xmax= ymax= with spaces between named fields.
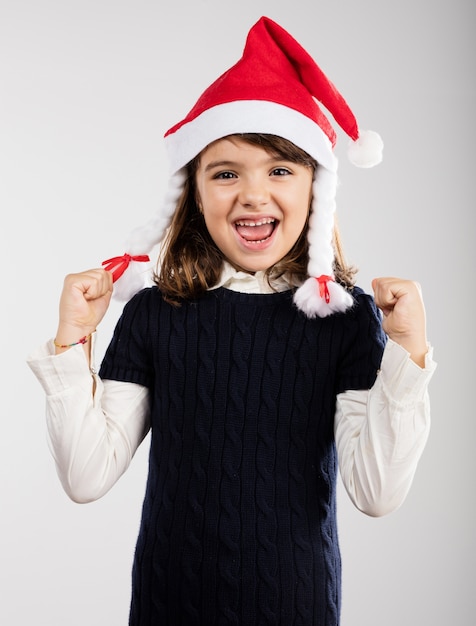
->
xmin=235 ymin=218 xmax=275 ymax=227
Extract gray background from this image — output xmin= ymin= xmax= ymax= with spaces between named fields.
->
xmin=1 ymin=0 xmax=474 ymax=624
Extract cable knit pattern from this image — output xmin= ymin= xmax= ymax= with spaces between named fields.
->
xmin=99 ymin=286 xmax=386 ymax=626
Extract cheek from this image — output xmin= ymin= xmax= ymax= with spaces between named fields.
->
xmin=289 ymin=197 xmax=310 ymax=232
xmin=202 ymin=206 xmax=228 ymax=231
xmin=201 ymin=209 xmax=231 ymax=247
xmin=201 ymin=191 xmax=234 ymax=224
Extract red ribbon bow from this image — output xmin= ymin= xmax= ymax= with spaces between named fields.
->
xmin=315 ymin=275 xmax=334 ymax=303
xmin=102 ymin=254 xmax=150 ymax=282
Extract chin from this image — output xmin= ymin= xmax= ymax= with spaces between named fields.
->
xmin=231 ymin=257 xmax=277 ymax=274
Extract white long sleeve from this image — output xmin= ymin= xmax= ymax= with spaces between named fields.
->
xmin=27 ymin=334 xmax=150 ymax=503
xmin=335 ymin=339 xmax=436 ymax=517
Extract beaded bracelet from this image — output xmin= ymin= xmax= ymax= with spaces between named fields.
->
xmin=54 ymin=333 xmax=92 ymax=349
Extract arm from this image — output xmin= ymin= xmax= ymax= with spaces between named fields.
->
xmin=27 ymin=335 xmax=150 ymax=503
xmin=336 ymin=277 xmax=436 ymax=516
xmin=28 ymin=267 xmax=150 ymax=503
xmin=335 ymin=339 xmax=436 ymax=517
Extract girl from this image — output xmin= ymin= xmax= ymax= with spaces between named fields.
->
xmin=28 ymin=16 xmax=436 ymax=626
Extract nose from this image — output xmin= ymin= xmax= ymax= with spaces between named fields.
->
xmin=238 ymin=176 xmax=270 ymax=208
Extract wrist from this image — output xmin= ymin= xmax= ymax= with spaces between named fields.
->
xmin=54 ymin=326 xmax=96 ymax=354
xmin=387 ymin=334 xmax=428 ymax=368
xmin=54 ymin=333 xmax=92 ymax=349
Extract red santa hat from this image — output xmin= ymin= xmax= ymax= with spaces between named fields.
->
xmin=105 ymin=16 xmax=383 ymax=317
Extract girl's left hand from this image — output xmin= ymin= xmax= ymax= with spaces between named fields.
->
xmin=372 ymin=277 xmax=428 ymax=367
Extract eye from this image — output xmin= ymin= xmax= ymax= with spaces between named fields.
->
xmin=270 ymin=167 xmax=292 ymax=176
xmin=214 ymin=171 xmax=237 ymax=180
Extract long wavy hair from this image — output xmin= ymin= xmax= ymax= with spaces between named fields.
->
xmin=154 ymin=133 xmax=357 ymax=304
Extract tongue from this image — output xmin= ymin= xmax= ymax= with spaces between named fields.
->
xmin=236 ymin=222 xmax=274 ymax=241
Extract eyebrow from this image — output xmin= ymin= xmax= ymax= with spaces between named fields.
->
xmin=203 ymin=160 xmax=238 ymax=172
xmin=203 ymin=156 xmax=285 ymax=172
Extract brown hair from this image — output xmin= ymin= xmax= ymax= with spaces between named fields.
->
xmin=154 ymin=133 xmax=356 ymax=304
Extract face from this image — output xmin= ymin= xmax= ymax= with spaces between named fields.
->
xmin=195 ymin=136 xmax=313 ymax=273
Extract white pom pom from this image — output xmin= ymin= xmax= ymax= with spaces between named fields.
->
xmin=347 ymin=129 xmax=383 ymax=168
xmin=293 ymin=277 xmax=354 ymax=318
xmin=112 ymin=261 xmax=153 ymax=302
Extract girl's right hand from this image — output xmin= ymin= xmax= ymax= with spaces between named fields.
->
xmin=54 ymin=268 xmax=114 ymax=350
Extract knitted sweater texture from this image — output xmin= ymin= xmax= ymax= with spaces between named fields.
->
xmin=99 ymin=286 xmax=386 ymax=625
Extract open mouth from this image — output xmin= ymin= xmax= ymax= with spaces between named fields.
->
xmin=234 ymin=217 xmax=278 ymax=243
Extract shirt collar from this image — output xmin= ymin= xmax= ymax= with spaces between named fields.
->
xmin=210 ymin=261 xmax=299 ymax=294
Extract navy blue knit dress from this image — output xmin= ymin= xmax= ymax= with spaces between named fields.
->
xmin=99 ymin=286 xmax=386 ymax=625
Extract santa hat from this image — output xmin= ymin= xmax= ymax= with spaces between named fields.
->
xmin=104 ymin=16 xmax=383 ymax=317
